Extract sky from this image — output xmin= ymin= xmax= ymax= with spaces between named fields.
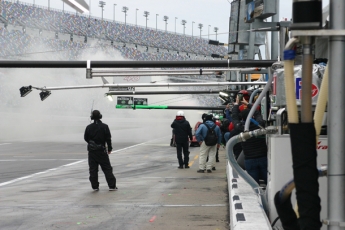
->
xmin=19 ymin=0 xmax=330 ymax=43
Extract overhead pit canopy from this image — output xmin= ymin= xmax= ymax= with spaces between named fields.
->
xmin=61 ymin=0 xmax=89 ymax=14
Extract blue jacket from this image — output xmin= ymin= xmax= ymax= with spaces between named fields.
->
xmin=224 ymin=109 xmax=232 ymax=122
xmin=195 ymin=120 xmax=222 ymax=144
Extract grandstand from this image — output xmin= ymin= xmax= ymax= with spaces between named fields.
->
xmin=0 ymin=0 xmax=227 ymax=108
xmin=0 ymin=0 xmax=227 ymax=59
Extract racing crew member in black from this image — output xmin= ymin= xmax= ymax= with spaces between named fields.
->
xmin=232 ymin=96 xmax=268 ymax=184
xmin=171 ymin=111 xmax=193 ymax=169
xmin=84 ymin=110 xmax=117 ymax=191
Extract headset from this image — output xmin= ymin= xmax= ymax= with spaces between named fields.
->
xmin=90 ymin=110 xmax=102 ymax=120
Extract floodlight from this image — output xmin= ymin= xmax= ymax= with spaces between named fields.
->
xmin=39 ymin=91 xmax=51 ymax=101
xmin=107 ymin=95 xmax=113 ymax=101
xmin=62 ymin=0 xmax=89 ymax=14
xmin=20 ymin=86 xmax=32 ymax=97
xmin=219 ymin=91 xmax=229 ymax=97
xmin=219 ymin=91 xmax=231 ymax=105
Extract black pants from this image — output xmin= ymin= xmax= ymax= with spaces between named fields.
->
xmin=176 ymin=142 xmax=189 ymax=167
xmin=88 ymin=151 xmax=116 ymax=189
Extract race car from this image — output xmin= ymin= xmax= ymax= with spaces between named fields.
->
xmin=190 ymin=121 xmax=203 ymax=147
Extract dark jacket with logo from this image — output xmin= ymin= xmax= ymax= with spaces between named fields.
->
xmin=171 ymin=117 xmax=193 ymax=144
xmin=232 ymin=104 xmax=267 ymax=160
xmin=84 ymin=120 xmax=113 ymax=152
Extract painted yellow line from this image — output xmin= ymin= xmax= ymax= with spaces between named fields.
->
xmin=189 ymin=161 xmax=194 ymax=166
xmin=194 ymin=155 xmax=199 ymax=160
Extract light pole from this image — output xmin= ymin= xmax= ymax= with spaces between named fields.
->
xmin=208 ymin=25 xmax=211 ymax=39
xmin=163 ymin=16 xmax=169 ymax=32
xmin=214 ymin=27 xmax=219 ymax=40
xmin=181 ymin=20 xmax=186 ymax=35
xmin=175 ymin=17 xmax=177 ymax=34
xmin=113 ymin=4 xmax=117 ymax=22
xmin=48 ymin=0 xmax=50 ymax=10
xmin=144 ymin=11 xmax=150 ymax=29
xmin=99 ymin=1 xmax=106 ymax=21
xmin=156 ymin=14 xmax=159 ymax=31
xmin=198 ymin=23 xmax=203 ymax=38
xmin=122 ymin=6 xmax=128 ymax=25
xmin=192 ymin=21 xmax=195 ymax=37
xmin=136 ymin=9 xmax=139 ymax=26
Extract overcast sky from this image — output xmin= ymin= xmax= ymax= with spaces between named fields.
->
xmin=20 ymin=0 xmax=329 ymax=43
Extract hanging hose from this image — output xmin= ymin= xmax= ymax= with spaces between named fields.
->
xmin=226 ymin=127 xmax=278 ymax=216
xmin=278 ymin=37 xmax=322 ymax=229
xmin=249 ymin=88 xmax=262 ymax=104
xmin=244 ymin=68 xmax=273 ymax=131
xmin=274 ymin=166 xmax=327 ymax=230
xmin=314 ymin=64 xmax=329 ymax=143
xmin=284 ymin=38 xmax=299 ymax=124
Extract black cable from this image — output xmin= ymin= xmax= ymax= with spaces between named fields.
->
xmin=271 ymin=216 xmax=280 ymax=227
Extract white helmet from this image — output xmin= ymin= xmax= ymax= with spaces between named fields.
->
xmin=215 ymin=115 xmax=219 ymax=120
xmin=176 ymin=111 xmax=184 ymax=116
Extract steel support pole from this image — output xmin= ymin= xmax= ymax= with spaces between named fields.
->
xmin=248 ymin=23 xmax=255 ymax=59
xmin=106 ymin=90 xmax=230 ymax=95
xmin=328 ymin=1 xmax=345 ymax=229
xmin=271 ymin=0 xmax=279 ymax=60
xmin=0 ymin=60 xmax=276 ymax=68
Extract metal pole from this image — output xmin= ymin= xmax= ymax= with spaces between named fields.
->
xmin=32 ymin=82 xmax=267 ymax=91
xmin=328 ymin=0 xmax=345 ymax=229
xmin=271 ymin=0 xmax=279 ymax=60
xmin=175 ymin=17 xmax=177 ymax=34
xmin=136 ymin=9 xmax=138 ymax=26
xmin=48 ymin=0 xmax=50 ymax=10
xmin=192 ymin=21 xmax=194 ymax=37
xmin=92 ymin=68 xmax=259 ymax=73
xmin=208 ymin=25 xmax=210 ymax=39
xmin=116 ymin=105 xmax=226 ymax=110
xmin=0 ymin=60 xmax=277 ymax=68
xmin=156 ymin=14 xmax=159 ymax=31
xmin=107 ymin=90 xmax=235 ymax=95
xmin=248 ymin=23 xmax=255 ymax=59
xmin=113 ymin=4 xmax=116 ymax=22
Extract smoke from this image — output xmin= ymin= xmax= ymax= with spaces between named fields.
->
xmin=0 ymin=39 xmax=203 ymax=143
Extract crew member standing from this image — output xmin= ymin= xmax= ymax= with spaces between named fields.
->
xmin=195 ymin=114 xmax=222 ymax=173
xmin=171 ymin=111 xmax=193 ymax=169
xmin=84 ymin=110 xmax=117 ymax=191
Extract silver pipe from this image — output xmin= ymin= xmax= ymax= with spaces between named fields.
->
xmin=91 ymin=68 xmax=260 ymax=73
xmin=106 ymin=90 xmax=233 ymax=95
xmin=328 ymin=1 xmax=345 ymax=229
xmin=301 ymin=36 xmax=313 ymax=123
xmin=271 ymin=0 xmax=280 ymax=60
xmin=33 ymin=82 xmax=267 ymax=91
xmin=226 ymin=127 xmax=278 ymax=216
xmin=244 ymin=68 xmax=273 ymax=131
xmin=92 ymin=72 xmax=217 ymax=77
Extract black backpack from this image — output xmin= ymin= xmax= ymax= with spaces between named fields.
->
xmin=204 ymin=124 xmax=218 ymax=146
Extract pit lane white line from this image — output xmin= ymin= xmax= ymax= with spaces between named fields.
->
xmin=0 ymin=136 xmax=169 ymax=187
xmin=0 ymin=143 xmax=11 ymax=146
xmin=0 ymin=159 xmax=82 ymax=161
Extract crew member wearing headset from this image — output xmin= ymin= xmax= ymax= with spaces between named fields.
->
xmin=84 ymin=110 xmax=117 ymax=191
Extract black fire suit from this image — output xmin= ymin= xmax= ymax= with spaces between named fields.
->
xmin=84 ymin=120 xmax=116 ymax=190
xmin=171 ymin=117 xmax=193 ymax=167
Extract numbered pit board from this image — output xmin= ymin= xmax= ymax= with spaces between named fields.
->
xmin=117 ymin=97 xmax=133 ymax=108
xmin=134 ymin=98 xmax=148 ymax=105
